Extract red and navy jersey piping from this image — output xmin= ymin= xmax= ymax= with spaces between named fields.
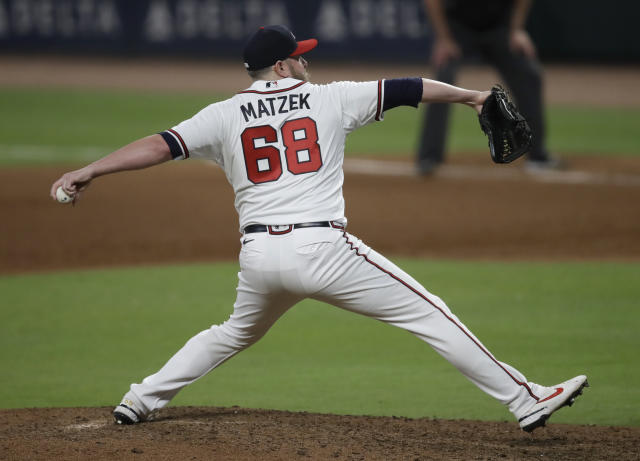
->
xmin=239 ymin=81 xmax=307 ymax=95
xmin=160 ymin=129 xmax=189 ymax=159
xmin=375 ymin=79 xmax=384 ymax=121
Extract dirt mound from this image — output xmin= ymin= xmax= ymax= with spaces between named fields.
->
xmin=2 ymin=406 xmax=639 ymax=460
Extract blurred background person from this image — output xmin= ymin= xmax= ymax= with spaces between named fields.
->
xmin=417 ymin=0 xmax=560 ymax=175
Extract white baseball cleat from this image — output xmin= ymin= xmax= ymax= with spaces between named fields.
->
xmin=518 ymin=375 xmax=589 ymax=432
xmin=113 ymin=399 xmax=145 ymax=425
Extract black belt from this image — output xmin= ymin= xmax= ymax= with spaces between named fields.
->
xmin=243 ymin=221 xmax=344 ymax=235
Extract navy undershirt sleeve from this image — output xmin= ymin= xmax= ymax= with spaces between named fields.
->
xmin=159 ymin=130 xmax=185 ymax=159
xmin=382 ymin=78 xmax=423 ymax=112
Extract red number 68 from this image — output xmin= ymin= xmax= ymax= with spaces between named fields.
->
xmin=241 ymin=117 xmax=322 ymax=184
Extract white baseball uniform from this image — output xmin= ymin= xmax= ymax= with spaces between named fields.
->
xmin=123 ymin=77 xmax=545 ymax=421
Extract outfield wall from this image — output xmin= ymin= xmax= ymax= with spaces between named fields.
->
xmin=0 ymin=0 xmax=638 ymax=62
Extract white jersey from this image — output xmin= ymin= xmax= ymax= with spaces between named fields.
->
xmin=166 ymin=78 xmax=384 ymax=231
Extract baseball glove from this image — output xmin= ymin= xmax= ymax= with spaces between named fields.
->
xmin=478 ymin=85 xmax=533 ymax=163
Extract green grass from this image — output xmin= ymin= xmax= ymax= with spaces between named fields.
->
xmin=350 ymin=104 xmax=640 ymax=156
xmin=0 ymin=87 xmax=638 ymax=165
xmin=1 ymin=260 xmax=638 ymax=427
xmin=0 ymin=88 xmax=208 ymax=163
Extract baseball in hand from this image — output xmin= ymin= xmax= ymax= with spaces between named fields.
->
xmin=56 ymin=186 xmax=73 ymax=204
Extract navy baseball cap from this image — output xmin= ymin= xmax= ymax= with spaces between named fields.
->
xmin=243 ymin=25 xmax=318 ymax=71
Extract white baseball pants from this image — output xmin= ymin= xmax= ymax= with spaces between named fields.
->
xmin=126 ymin=226 xmax=543 ymax=420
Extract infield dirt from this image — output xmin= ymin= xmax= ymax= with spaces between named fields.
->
xmin=2 ymin=58 xmax=640 ymax=460
xmin=2 ymin=156 xmax=640 ymax=275
xmin=2 ymin=406 xmax=640 ymax=461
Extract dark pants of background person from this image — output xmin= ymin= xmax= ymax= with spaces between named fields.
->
xmin=417 ymin=21 xmax=550 ymax=171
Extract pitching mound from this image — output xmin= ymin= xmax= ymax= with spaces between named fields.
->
xmin=2 ymin=406 xmax=640 ymax=460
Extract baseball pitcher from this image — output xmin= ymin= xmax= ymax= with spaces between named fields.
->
xmin=50 ymin=25 xmax=587 ymax=433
